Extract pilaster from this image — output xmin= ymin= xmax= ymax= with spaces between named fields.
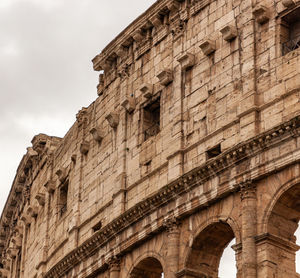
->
xmin=240 ymin=180 xmax=257 ymax=278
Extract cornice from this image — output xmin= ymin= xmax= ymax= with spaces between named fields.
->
xmin=44 ymin=115 xmax=300 ymax=278
xmin=92 ymin=0 xmax=183 ymax=71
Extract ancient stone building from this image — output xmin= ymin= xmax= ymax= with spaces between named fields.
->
xmin=1 ymin=0 xmax=300 ymax=277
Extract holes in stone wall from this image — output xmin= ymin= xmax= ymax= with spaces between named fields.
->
xmin=143 ymin=96 xmax=161 ymax=141
xmin=281 ymin=7 xmax=300 ymax=55
xmin=59 ymin=180 xmax=69 ymax=217
xmin=206 ymin=144 xmax=221 ymax=159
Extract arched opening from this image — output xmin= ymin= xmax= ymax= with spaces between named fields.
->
xmin=185 ymin=221 xmax=237 ymax=278
xmin=267 ymin=184 xmax=300 ymax=276
xmin=219 ymin=239 xmax=237 ymax=277
xmin=130 ymin=257 xmax=164 ymax=278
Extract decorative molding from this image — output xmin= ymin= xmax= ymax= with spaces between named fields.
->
xmin=255 ymin=233 xmax=300 ymax=252
xmin=132 ymin=29 xmax=144 ymax=42
xmin=163 ymin=216 xmax=180 ymax=233
xmin=220 ymin=24 xmax=237 ymax=41
xmin=107 ymin=256 xmax=121 ymax=271
xmin=167 ymin=1 xmax=180 ymax=12
xmin=19 ymin=115 xmax=300 ymax=277
xmin=239 ymin=179 xmax=256 ymax=200
xmin=90 ymin=127 xmax=105 ymax=143
xmin=199 ymin=39 xmax=216 ymax=55
xmin=253 ymin=5 xmax=270 ymax=24
xmin=157 ymin=69 xmax=173 ymax=86
xmin=106 ymin=112 xmax=120 ymax=128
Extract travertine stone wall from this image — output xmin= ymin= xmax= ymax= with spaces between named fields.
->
xmin=0 ymin=0 xmax=300 ymax=277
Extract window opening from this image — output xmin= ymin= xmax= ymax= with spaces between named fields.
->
xmin=281 ymin=7 xmax=300 ymax=55
xmin=143 ymin=97 xmax=160 ymax=141
xmin=59 ymin=180 xmax=68 ymax=216
xmin=206 ymin=144 xmax=221 ymax=159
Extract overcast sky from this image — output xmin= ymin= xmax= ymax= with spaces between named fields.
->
xmin=0 ymin=0 xmax=298 ymax=275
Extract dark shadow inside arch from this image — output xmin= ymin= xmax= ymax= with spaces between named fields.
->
xmin=130 ymin=257 xmax=164 ymax=278
xmin=268 ymin=184 xmax=300 ymax=275
xmin=186 ymin=222 xmax=236 ymax=278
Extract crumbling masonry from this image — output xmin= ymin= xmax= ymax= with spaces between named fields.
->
xmin=1 ymin=0 xmax=300 ymax=277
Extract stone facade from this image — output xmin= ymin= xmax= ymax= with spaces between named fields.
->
xmin=1 ymin=0 xmax=300 ymax=277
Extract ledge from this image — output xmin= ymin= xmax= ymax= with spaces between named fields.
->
xmin=44 ymin=114 xmax=300 ymax=278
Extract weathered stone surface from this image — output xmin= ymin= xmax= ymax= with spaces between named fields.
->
xmin=1 ymin=0 xmax=300 ymax=278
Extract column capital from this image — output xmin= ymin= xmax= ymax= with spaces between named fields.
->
xmin=239 ymin=179 xmax=256 ymax=200
xmin=107 ymin=256 xmax=121 ymax=272
xmin=163 ymin=216 xmax=180 ymax=233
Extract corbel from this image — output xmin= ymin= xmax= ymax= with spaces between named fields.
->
xmin=121 ymin=96 xmax=136 ymax=113
xmin=27 ymin=205 xmax=38 ymax=218
xmin=105 ymin=112 xmax=120 ymax=128
xmin=27 ymin=147 xmax=38 ymax=158
xmin=253 ymin=5 xmax=270 ymax=24
xmin=7 ymin=248 xmax=18 ymax=259
xmin=167 ymin=1 xmax=180 ymax=12
xmin=11 ymin=236 xmax=22 ymax=249
xmin=35 ymin=193 xmax=46 ymax=206
xmin=220 ymin=24 xmax=237 ymax=41
xmin=97 ymin=73 xmax=105 ymax=96
xmin=149 ymin=14 xmax=163 ymax=28
xmin=0 ymin=268 xmax=9 ymax=277
xmin=157 ymin=69 xmax=173 ymax=86
xmin=115 ymin=45 xmax=127 ymax=57
xmin=99 ymin=59 xmax=112 ymax=72
xmin=199 ymin=39 xmax=216 ymax=55
xmin=80 ymin=141 xmax=90 ymax=155
xmin=44 ymin=180 xmax=56 ymax=193
xmin=56 ymin=167 xmax=68 ymax=183
xmin=282 ymin=0 xmax=296 ymax=7
xmin=90 ymin=127 xmax=105 ymax=143
xmin=177 ymin=52 xmax=195 ymax=70
xmin=132 ymin=29 xmax=144 ymax=42
xmin=14 ymin=183 xmax=24 ymax=194
xmin=14 ymin=224 xmax=23 ymax=236
xmin=140 ymin=83 xmax=153 ymax=99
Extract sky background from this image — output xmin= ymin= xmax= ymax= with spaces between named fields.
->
xmin=0 ymin=0 xmax=298 ymax=276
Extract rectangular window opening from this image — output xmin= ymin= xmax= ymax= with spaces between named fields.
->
xmin=281 ymin=7 xmax=300 ymax=55
xmin=59 ymin=180 xmax=68 ymax=216
xmin=206 ymin=144 xmax=222 ymax=159
xmin=143 ymin=97 xmax=160 ymax=141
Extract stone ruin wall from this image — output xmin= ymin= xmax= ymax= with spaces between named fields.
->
xmin=0 ymin=0 xmax=300 ymax=277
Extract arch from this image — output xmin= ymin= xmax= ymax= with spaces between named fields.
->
xmin=183 ymin=215 xmax=240 ymax=278
xmin=261 ymin=178 xmax=300 ymax=276
xmin=127 ymin=252 xmax=165 ymax=278
xmin=261 ymin=177 xmax=300 ymax=235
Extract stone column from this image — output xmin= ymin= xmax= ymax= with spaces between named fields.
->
xmin=108 ymin=257 xmax=121 ymax=278
xmin=240 ymin=180 xmax=257 ymax=278
xmin=164 ymin=217 xmax=180 ymax=278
